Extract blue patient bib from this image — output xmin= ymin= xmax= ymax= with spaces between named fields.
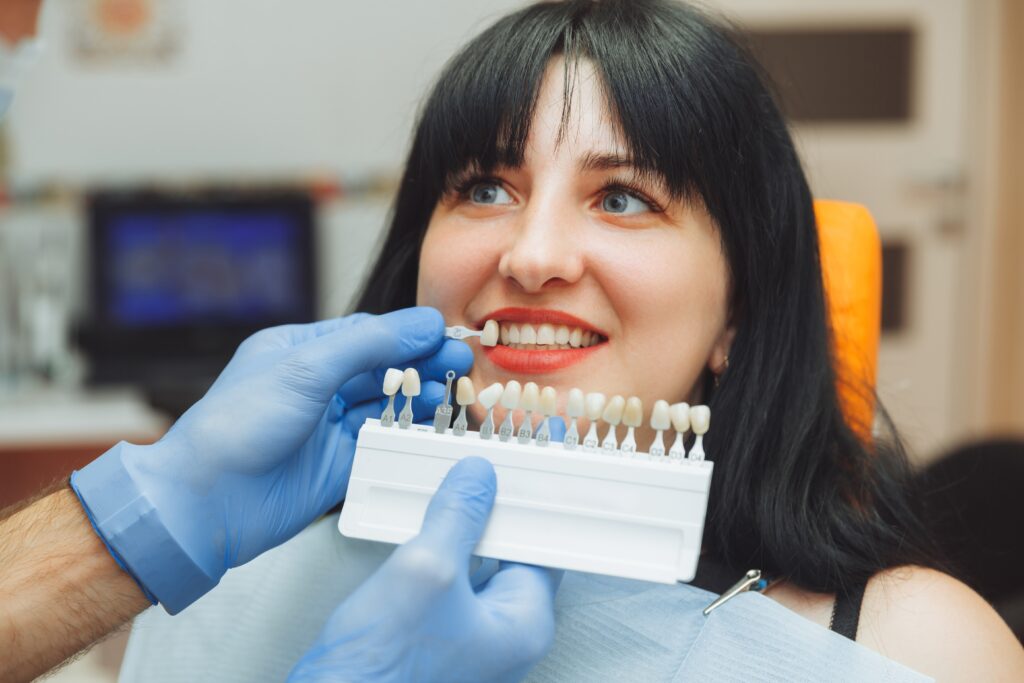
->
xmin=526 ymin=573 xmax=932 ymax=682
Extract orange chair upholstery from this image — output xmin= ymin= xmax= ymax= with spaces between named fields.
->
xmin=814 ymin=200 xmax=882 ymax=442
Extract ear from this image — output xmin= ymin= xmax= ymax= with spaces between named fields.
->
xmin=707 ymin=322 xmax=737 ymax=375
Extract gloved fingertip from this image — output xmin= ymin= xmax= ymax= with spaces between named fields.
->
xmin=381 ymin=307 xmax=445 ymax=354
xmin=436 ymin=339 xmax=475 ymax=374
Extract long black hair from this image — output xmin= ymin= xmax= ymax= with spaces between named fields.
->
xmin=354 ymin=0 xmax=940 ymax=595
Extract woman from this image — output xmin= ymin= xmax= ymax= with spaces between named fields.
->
xmin=120 ymin=1 xmax=1023 ymax=680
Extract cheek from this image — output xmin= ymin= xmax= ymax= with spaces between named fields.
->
xmin=416 ymin=218 xmax=497 ymax=315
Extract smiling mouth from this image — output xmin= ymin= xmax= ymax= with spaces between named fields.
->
xmin=475 ymin=309 xmax=607 ymax=373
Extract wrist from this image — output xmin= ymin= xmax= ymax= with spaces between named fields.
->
xmin=72 ymin=441 xmax=221 ymax=614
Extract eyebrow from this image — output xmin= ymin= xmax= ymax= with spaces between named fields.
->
xmin=576 ymin=151 xmax=639 ymax=173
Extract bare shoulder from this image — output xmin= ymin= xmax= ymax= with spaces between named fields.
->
xmin=858 ymin=565 xmax=1024 ymax=681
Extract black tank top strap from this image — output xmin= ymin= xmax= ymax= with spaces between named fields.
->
xmin=829 ymin=580 xmax=868 ymax=641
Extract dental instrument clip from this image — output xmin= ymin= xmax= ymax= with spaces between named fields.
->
xmin=433 ymin=370 xmax=456 ymax=433
xmin=701 ymin=569 xmax=768 ymax=617
xmin=445 ymin=325 xmax=481 ymax=341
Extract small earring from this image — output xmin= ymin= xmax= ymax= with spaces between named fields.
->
xmin=713 ymin=355 xmax=729 ymax=389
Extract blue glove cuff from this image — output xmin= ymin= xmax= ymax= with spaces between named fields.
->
xmin=70 ymin=442 xmax=219 ymax=615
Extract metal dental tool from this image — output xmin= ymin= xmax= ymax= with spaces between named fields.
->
xmin=648 ymin=400 xmax=670 ymax=457
xmin=433 ymin=370 xmax=456 ymax=433
xmin=452 ymin=376 xmax=475 ymax=436
xmin=563 ymin=388 xmax=583 ymax=450
xmin=668 ymin=402 xmax=690 ymax=459
xmin=600 ymin=395 xmax=625 ymax=454
xmin=517 ymin=382 xmax=539 ymax=443
xmin=534 ymin=386 xmax=557 ymax=447
xmin=398 ymin=368 xmax=420 ymax=429
xmin=380 ymin=368 xmax=404 ymax=427
xmin=498 ymin=381 xmax=521 ymax=442
xmin=477 ymin=382 xmax=503 ymax=440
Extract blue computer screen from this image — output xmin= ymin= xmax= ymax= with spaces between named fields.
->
xmin=104 ymin=210 xmax=307 ymax=326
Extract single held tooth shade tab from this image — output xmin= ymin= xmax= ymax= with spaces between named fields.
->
xmin=477 ymin=382 xmax=504 ymax=440
xmin=452 ymin=376 xmax=475 ymax=436
xmin=619 ymin=396 xmax=643 ymax=455
xmin=688 ymin=405 xmax=711 ymax=461
xmin=535 ymin=386 xmax=558 ymax=447
xmin=398 ymin=368 xmax=421 ymax=429
xmin=517 ymin=382 xmax=540 ymax=443
xmin=481 ymin=320 xmax=499 ymax=347
xmin=444 ymin=325 xmax=482 ymax=341
xmin=498 ymin=381 xmax=521 ymax=442
xmin=601 ymin=395 xmax=626 ymax=454
xmin=564 ymin=388 xmax=585 ymax=449
xmin=648 ymin=400 xmax=670 ymax=457
xmin=380 ymin=367 xmax=404 ymax=427
xmin=582 ymin=392 xmax=606 ymax=452
xmin=668 ymin=402 xmax=690 ymax=459
xmin=432 ymin=370 xmax=456 ymax=434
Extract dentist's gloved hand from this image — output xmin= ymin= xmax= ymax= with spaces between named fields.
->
xmin=71 ymin=307 xmax=473 ymax=614
xmin=288 ymin=457 xmax=562 ymax=683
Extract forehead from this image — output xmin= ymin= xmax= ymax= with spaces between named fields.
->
xmin=523 ymin=57 xmax=630 ymax=164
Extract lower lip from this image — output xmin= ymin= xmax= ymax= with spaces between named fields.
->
xmin=483 ymin=344 xmax=604 ymax=374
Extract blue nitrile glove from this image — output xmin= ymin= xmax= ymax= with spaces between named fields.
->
xmin=70 ymin=307 xmax=473 ymax=614
xmin=288 ymin=457 xmax=563 ymax=683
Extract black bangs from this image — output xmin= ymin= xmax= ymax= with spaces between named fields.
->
xmin=413 ymin=0 xmax=744 ymax=205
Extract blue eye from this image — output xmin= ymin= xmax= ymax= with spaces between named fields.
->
xmin=469 ymin=182 xmax=513 ymax=205
xmin=602 ymin=190 xmax=651 ymax=215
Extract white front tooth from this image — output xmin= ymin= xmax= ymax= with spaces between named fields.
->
xmin=520 ymin=323 xmax=537 ymax=344
xmin=584 ymin=392 xmax=607 ymax=420
xmin=401 ymin=368 xmax=421 ymax=396
xmin=566 ymin=388 xmax=584 ymax=418
xmin=537 ymin=323 xmax=555 ymax=345
xmin=569 ymin=327 xmax=583 ymax=347
xmin=500 ymin=381 xmax=522 ymax=409
xmin=509 ymin=324 xmax=521 ymax=343
xmin=623 ymin=396 xmax=643 ymax=428
xmin=555 ymin=325 xmax=570 ymax=344
xmin=601 ymin=395 xmax=625 ymax=425
xmin=689 ymin=405 xmax=711 ymax=435
xmin=478 ymin=382 xmax=504 ymax=409
xmin=540 ymin=386 xmax=558 ymax=416
xmin=670 ymin=402 xmax=691 ymax=432
xmin=500 ymin=324 xmax=510 ymax=345
xmin=650 ymin=400 xmax=671 ymax=431
xmin=520 ymin=382 xmax=540 ymax=411
xmin=481 ymin=320 xmax=499 ymax=347
xmin=383 ymin=368 xmax=404 ymax=396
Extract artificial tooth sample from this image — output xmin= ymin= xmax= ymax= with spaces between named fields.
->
xmin=433 ymin=370 xmax=456 ymax=433
xmin=600 ymin=395 xmax=626 ymax=454
xmin=477 ymin=382 xmax=504 ymax=440
xmin=517 ymin=382 xmax=540 ymax=443
xmin=481 ymin=320 xmax=500 ymax=347
xmin=582 ymin=392 xmax=607 ymax=452
xmin=534 ymin=386 xmax=558 ymax=447
xmin=520 ymin=324 xmax=538 ymax=345
xmin=452 ymin=376 xmax=475 ymax=436
xmin=498 ymin=381 xmax=522 ymax=442
xmin=668 ymin=402 xmax=690 ymax=459
xmin=380 ymin=367 xmax=404 ymax=427
xmin=688 ymin=405 xmax=711 ymax=461
xmin=563 ymin=388 xmax=585 ymax=449
xmin=619 ymin=396 xmax=643 ymax=455
xmin=648 ymin=400 xmax=671 ymax=457
xmin=398 ymin=368 xmax=421 ymax=429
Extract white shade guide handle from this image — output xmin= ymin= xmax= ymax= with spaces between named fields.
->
xmin=668 ymin=402 xmax=690 ymax=459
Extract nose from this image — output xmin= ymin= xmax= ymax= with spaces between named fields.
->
xmin=497 ymin=200 xmax=585 ymax=293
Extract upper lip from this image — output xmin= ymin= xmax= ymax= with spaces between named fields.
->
xmin=475 ymin=307 xmax=608 ymax=338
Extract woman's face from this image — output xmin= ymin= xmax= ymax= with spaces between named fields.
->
xmin=417 ymin=58 xmax=734 ymax=437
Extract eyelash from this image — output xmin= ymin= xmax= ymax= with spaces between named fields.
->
xmin=449 ymin=173 xmax=666 ymax=214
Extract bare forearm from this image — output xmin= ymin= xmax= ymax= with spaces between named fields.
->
xmin=0 ymin=487 xmax=150 ymax=682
